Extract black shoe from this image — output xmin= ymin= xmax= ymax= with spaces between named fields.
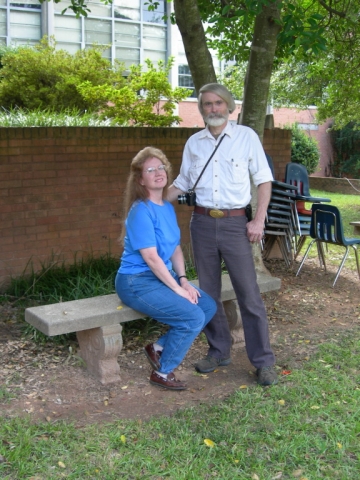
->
xmin=194 ymin=355 xmax=231 ymax=373
xmin=256 ymin=366 xmax=278 ymax=386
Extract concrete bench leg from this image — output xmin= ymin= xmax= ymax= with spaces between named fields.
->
xmin=223 ymin=299 xmax=245 ymax=349
xmin=76 ymin=324 xmax=123 ymax=385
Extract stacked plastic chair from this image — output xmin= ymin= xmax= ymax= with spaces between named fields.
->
xmin=296 ymin=204 xmax=360 ymax=287
xmin=284 ymin=163 xmax=331 ymax=257
xmin=262 ymin=155 xmax=298 ymax=266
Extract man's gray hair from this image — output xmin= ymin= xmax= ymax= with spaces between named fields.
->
xmin=198 ymin=83 xmax=236 ymax=115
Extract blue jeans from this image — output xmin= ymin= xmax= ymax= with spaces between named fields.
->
xmin=115 ymin=270 xmax=216 ymax=374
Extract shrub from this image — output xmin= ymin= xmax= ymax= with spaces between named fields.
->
xmin=291 ymin=123 xmax=319 ymax=174
xmin=0 ymin=37 xmax=119 ymax=112
xmin=329 ymin=122 xmax=360 ymax=179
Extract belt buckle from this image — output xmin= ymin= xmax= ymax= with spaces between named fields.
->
xmin=209 ymin=209 xmax=224 ymax=218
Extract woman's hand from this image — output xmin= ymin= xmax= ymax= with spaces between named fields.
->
xmin=178 ymin=279 xmax=200 ymax=304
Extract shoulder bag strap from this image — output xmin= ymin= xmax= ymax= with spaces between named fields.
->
xmin=190 ymin=134 xmax=226 ymax=191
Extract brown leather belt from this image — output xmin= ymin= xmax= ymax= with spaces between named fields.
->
xmin=194 ymin=206 xmax=246 ymax=218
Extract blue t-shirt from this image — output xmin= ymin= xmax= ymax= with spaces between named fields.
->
xmin=118 ymin=200 xmax=181 ymax=274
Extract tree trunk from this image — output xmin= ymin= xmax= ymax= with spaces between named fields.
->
xmin=238 ymin=2 xmax=281 ymax=274
xmin=239 ymin=1 xmax=281 ymax=140
xmin=173 ymin=0 xmax=217 ymax=93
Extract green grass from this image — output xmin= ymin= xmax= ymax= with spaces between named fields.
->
xmin=1 ymin=328 xmax=359 ymax=479
xmin=308 ymin=190 xmax=360 ymax=237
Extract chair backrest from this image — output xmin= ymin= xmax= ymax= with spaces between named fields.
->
xmin=285 ymin=162 xmax=311 ymax=196
xmin=310 ymin=204 xmax=346 ymax=245
xmin=265 ymin=154 xmax=275 ymax=177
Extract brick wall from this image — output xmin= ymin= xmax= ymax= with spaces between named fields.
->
xmin=0 ymin=126 xmax=290 ymax=289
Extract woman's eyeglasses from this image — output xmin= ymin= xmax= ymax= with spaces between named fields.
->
xmin=144 ymin=165 xmax=167 ymax=174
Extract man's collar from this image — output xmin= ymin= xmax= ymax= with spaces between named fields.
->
xmin=199 ymin=122 xmax=234 ymax=139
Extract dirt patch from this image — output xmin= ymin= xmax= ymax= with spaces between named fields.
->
xmin=1 ymin=259 xmax=359 ymax=426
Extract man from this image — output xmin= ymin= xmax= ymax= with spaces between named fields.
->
xmin=168 ymin=83 xmax=278 ymax=386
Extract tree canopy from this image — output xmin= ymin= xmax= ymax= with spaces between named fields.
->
xmin=31 ymin=0 xmax=360 ymax=133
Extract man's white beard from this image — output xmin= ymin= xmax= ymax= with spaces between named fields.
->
xmin=204 ymin=113 xmax=229 ymax=127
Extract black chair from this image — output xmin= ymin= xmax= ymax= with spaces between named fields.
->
xmin=262 ymin=155 xmax=298 ymax=265
xmin=285 ymin=162 xmax=331 ymax=257
xmin=296 ymin=204 xmax=360 ymax=287
xmin=284 ymin=163 xmax=331 ymax=204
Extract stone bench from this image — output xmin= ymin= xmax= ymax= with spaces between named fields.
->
xmin=25 ymin=273 xmax=281 ymax=385
xmin=350 ymin=221 xmax=360 ymax=235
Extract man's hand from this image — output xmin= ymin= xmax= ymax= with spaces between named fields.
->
xmin=246 ymin=182 xmax=271 ymax=243
xmin=167 ymin=184 xmax=184 ymax=202
xmin=246 ymin=218 xmax=264 ymax=243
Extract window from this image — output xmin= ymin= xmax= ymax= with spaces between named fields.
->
xmin=298 ymin=123 xmax=319 ymax=131
xmin=10 ymin=0 xmax=40 ymax=10
xmin=10 ymin=10 xmax=41 ymax=43
xmin=178 ymin=65 xmax=196 ymax=97
xmin=142 ymin=0 xmax=165 ymax=24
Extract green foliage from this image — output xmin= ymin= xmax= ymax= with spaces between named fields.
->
xmin=0 ymin=38 xmax=187 ymax=126
xmin=290 ymin=123 xmax=319 ymax=175
xmin=5 ymin=252 xmax=119 ymax=303
xmin=218 ymin=63 xmax=246 ymax=101
xmin=329 ymin=123 xmax=360 ymax=179
xmin=197 ymin=0 xmax=328 ymax=64
xmin=77 ymin=57 xmax=189 ymax=126
xmin=270 ymin=2 xmax=360 ymax=129
xmin=0 ymin=107 xmax=116 ymax=127
xmin=0 ymin=37 xmax=120 ymax=112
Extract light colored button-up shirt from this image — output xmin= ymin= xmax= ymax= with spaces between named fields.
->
xmin=173 ymin=122 xmax=273 ymax=209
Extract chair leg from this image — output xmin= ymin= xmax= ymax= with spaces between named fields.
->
xmin=351 ymin=246 xmax=360 ymax=280
xmin=316 ymin=241 xmax=327 ymax=271
xmin=295 ymin=235 xmax=307 ymax=259
xmin=296 ymin=239 xmax=316 ymax=276
xmin=333 ymin=246 xmax=350 ymax=287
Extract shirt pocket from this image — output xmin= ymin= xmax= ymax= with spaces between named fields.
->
xmin=188 ymin=156 xmax=206 ymax=187
xmin=224 ymin=157 xmax=249 ymax=183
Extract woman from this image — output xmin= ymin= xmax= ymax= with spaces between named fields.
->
xmin=115 ymin=147 xmax=216 ymax=391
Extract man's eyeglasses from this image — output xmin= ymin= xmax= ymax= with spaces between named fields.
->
xmin=144 ymin=164 xmax=167 ymax=174
xmin=202 ymin=100 xmax=225 ymax=109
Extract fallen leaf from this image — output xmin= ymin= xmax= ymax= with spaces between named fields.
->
xmin=278 ymin=399 xmax=285 ymax=405
xmin=310 ymin=406 xmax=320 ymax=410
xmin=58 ymin=461 xmax=66 ymax=468
xmin=271 ymin=473 xmax=283 ymax=480
xmin=239 ymin=385 xmax=248 ymax=389
xmin=251 ymin=474 xmax=260 ymax=480
xmin=204 ymin=438 xmax=215 ymax=448
xmin=121 ymin=386 xmax=128 ymax=390
xmin=117 ymin=306 xmax=123 ymax=310
xmin=121 ymin=435 xmax=126 ymax=444
xmin=292 ymin=469 xmax=303 ymax=477
xmin=281 ymin=370 xmax=292 ymax=375
xmin=336 ymin=442 xmax=342 ymax=449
